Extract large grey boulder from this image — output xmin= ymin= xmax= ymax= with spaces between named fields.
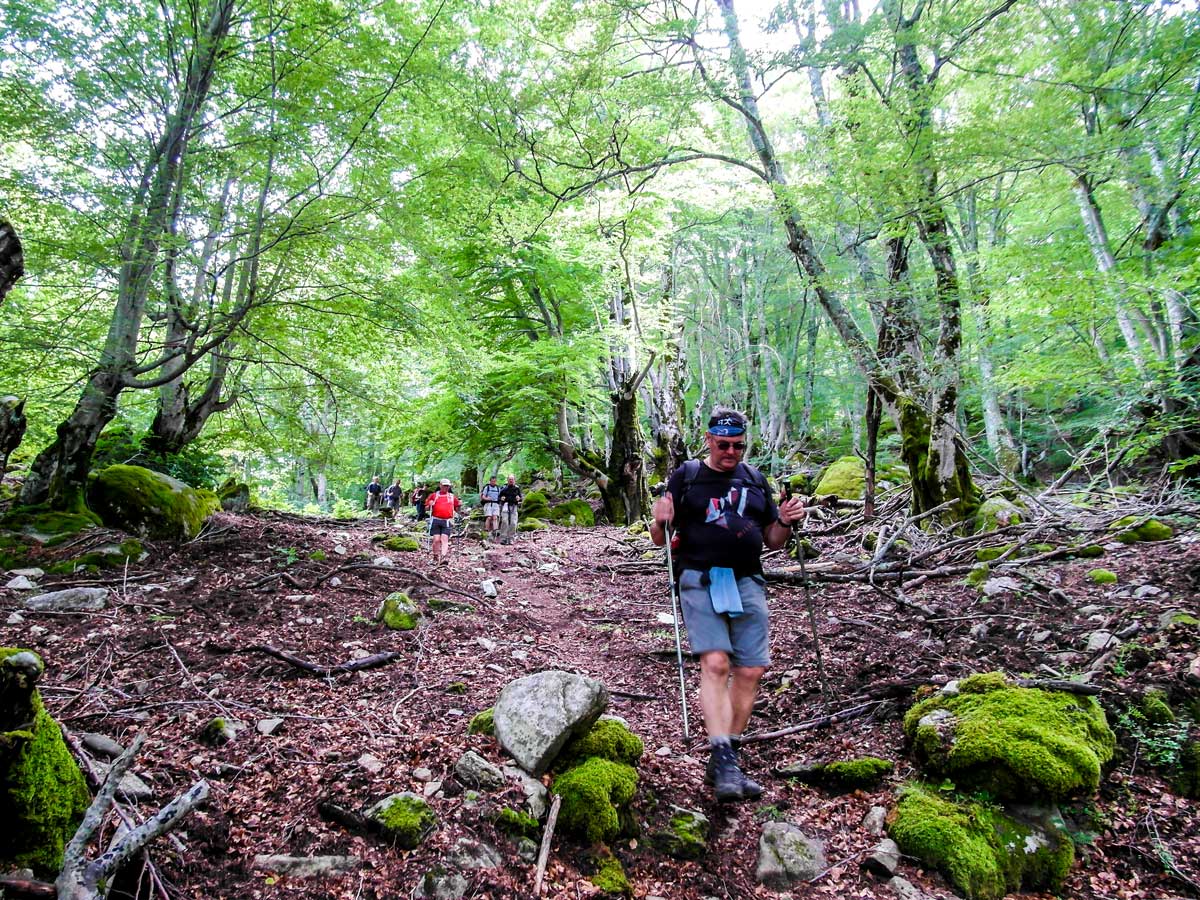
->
xmin=24 ymin=587 xmax=108 ymax=612
xmin=492 ymin=670 xmax=608 ymax=775
xmin=756 ymin=822 xmax=827 ymax=889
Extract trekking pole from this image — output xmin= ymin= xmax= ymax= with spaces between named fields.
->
xmin=661 ymin=522 xmax=691 ymax=741
xmin=796 ymin=505 xmax=831 ymax=699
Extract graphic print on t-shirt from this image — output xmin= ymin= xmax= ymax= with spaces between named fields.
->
xmin=704 ymin=485 xmax=749 ymax=526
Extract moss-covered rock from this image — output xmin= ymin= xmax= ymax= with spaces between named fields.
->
xmin=783 ymin=756 xmax=894 ymax=791
xmin=649 ymin=806 xmax=709 ymax=860
xmin=626 ymin=520 xmax=647 ymax=537
xmin=788 ymin=469 xmax=820 ymax=495
xmin=1087 ymin=568 xmax=1117 ymax=584
xmin=0 ymin=649 xmax=91 ymax=877
xmin=0 ymin=505 xmax=101 ymax=541
xmin=1174 ymin=740 xmax=1199 ymax=799
xmin=495 ymin=807 xmax=540 ymax=838
xmin=975 ymin=496 xmax=1023 ymax=533
xmin=813 ymin=456 xmax=865 ymax=499
xmin=517 ymin=517 xmax=547 ymax=532
xmin=468 ymin=708 xmax=495 ymax=736
xmin=427 ymin=597 xmax=473 ymax=614
xmin=216 ymin=478 xmax=251 ymax=512
xmin=1141 ymin=690 xmax=1176 ymax=725
xmin=379 ymin=534 xmax=420 ymax=552
xmin=377 ymin=592 xmax=419 ymax=630
xmin=589 ymin=852 xmax=631 ymax=897
xmin=521 ymin=490 xmax=551 ymax=520
xmin=975 ymin=544 xmax=1014 ymax=563
xmin=887 ymin=784 xmax=1074 ymax=900
xmin=87 ymin=465 xmax=219 ymax=540
xmin=1111 ymin=516 xmax=1174 ymax=543
xmin=548 ymin=499 xmax=595 ymax=527
xmin=904 ymin=673 xmax=1115 ymax=802
xmin=367 ymin=792 xmax=436 ymax=849
xmin=1072 ymin=544 xmax=1105 ymax=558
xmin=552 ymin=757 xmax=639 ymax=843
xmin=966 ymin=565 xmax=990 ymax=587
xmin=556 ymin=717 xmax=644 ymax=770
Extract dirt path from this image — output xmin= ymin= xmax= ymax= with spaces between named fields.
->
xmin=3 ymin=509 xmax=1198 ymax=900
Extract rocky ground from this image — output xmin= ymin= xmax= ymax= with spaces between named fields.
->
xmin=2 ymin=496 xmax=1199 ymax=900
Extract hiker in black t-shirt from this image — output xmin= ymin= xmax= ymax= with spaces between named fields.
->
xmin=497 ymin=476 xmax=522 ymax=545
xmin=649 ymin=407 xmax=806 ymax=803
xmin=365 ymin=476 xmax=383 ymax=511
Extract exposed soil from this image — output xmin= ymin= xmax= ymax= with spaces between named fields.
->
xmin=2 ymin=502 xmax=1199 ymax=900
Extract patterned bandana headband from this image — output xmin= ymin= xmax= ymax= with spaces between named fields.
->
xmin=708 ymin=415 xmax=746 ymax=437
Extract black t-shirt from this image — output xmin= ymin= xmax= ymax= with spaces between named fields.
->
xmin=498 ymin=485 xmax=522 ymax=505
xmin=666 ymin=461 xmax=778 ymax=577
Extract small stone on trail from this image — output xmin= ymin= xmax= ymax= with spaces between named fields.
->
xmin=25 ymin=586 xmax=109 ymax=612
xmin=413 ymin=767 xmax=434 ymax=781
xmin=8 ymin=567 xmax=45 ymax=579
xmin=655 ymin=746 xmax=672 ymax=757
xmin=889 ymin=876 xmax=932 ymax=900
xmin=480 ymin=579 xmax=498 ymax=598
xmin=454 ymin=750 xmax=505 ymax=789
xmin=328 ymin=576 xmax=343 ymax=587
xmin=5 ymin=575 xmax=37 ymax=590
xmin=981 ymin=576 xmax=1021 ymax=596
xmin=969 ymin=623 xmax=989 ymax=640
xmin=1134 ymin=584 xmax=1162 ymax=598
xmin=6 ymin=612 xmax=24 ymax=625
xmin=82 ymin=733 xmax=126 ymax=759
xmin=1033 ymin=630 xmax=1052 ymax=643
xmin=1086 ymin=631 xmax=1118 ymax=651
xmin=372 ymin=556 xmax=393 ymax=567
xmin=358 ymin=753 xmax=385 ymax=775
xmin=334 ymin=545 xmax=347 ymax=555
xmin=862 ymin=806 xmax=888 ymax=836
xmin=423 ymin=780 xmax=442 ymax=797
xmin=477 ymin=637 xmax=497 ymax=652
xmin=257 ymin=717 xmax=285 ymax=736
xmin=756 ymin=822 xmax=827 ymax=888
xmin=861 ymin=838 xmax=901 ymax=877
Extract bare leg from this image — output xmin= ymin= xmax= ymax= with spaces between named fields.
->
xmin=729 ymin=666 xmax=766 ymax=736
xmin=697 ymin=651 xmax=735 ymax=737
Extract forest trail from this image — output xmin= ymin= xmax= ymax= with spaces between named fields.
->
xmin=3 ymin=507 xmax=1199 ymax=900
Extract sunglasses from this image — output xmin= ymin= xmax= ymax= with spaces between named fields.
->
xmin=714 ymin=440 xmax=747 ymax=452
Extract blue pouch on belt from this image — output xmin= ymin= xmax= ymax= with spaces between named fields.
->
xmin=707 ymin=566 xmax=743 ymax=617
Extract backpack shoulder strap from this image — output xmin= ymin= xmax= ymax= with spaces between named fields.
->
xmin=737 ymin=462 xmax=771 ymax=492
xmin=676 ymin=459 xmax=703 ymax=506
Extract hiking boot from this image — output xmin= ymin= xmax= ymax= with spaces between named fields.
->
xmin=705 ymin=741 xmax=763 ymax=800
xmin=708 ymin=743 xmax=746 ymax=803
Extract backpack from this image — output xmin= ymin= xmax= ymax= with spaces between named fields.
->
xmin=674 ymin=459 xmax=771 ymax=508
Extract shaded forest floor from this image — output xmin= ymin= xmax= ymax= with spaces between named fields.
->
xmin=3 ymin=501 xmax=1199 ymax=900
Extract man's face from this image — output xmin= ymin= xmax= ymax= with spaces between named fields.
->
xmin=507 ymin=476 xmax=515 ymax=485
xmin=705 ymin=431 xmax=748 ymax=472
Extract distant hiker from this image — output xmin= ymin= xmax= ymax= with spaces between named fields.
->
xmin=383 ymin=480 xmax=403 ymax=523
xmin=649 ymin=406 xmax=806 ymax=803
xmin=497 ymin=475 xmax=522 ymax=545
xmin=366 ymin=475 xmax=383 ymax=511
xmin=412 ymin=483 xmax=429 ymax=521
xmin=480 ymin=475 xmax=502 ymax=541
xmin=425 ymin=479 xmax=462 ymax=565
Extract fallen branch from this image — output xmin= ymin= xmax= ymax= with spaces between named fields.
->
xmin=534 ymin=794 xmax=562 ymax=896
xmin=240 ymin=644 xmax=403 ymax=676
xmin=740 ymin=701 xmax=881 ymax=744
xmin=0 ymin=875 xmax=56 ymax=897
xmin=56 ymin=733 xmax=210 ymax=900
xmin=1013 ymin=678 xmax=1103 ymax=696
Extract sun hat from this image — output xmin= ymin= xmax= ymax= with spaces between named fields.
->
xmin=439 ymin=478 xmax=451 ymax=486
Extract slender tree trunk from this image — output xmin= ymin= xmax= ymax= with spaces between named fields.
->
xmin=0 ymin=221 xmax=24 ymax=303
xmin=713 ymin=0 xmax=976 ymax=520
xmin=20 ymin=0 xmax=236 ymax=508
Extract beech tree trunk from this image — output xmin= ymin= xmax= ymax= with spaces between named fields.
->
xmin=21 ymin=0 xmax=237 ymax=509
xmin=0 ymin=220 xmax=24 ymax=304
xmin=714 ymin=0 xmax=977 ymax=520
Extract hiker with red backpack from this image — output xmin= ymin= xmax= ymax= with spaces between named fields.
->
xmin=425 ymin=479 xmax=462 ymax=565
xmin=649 ymin=407 xmax=807 ymax=803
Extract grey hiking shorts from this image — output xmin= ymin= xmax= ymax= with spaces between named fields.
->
xmin=677 ymin=568 xmax=770 ymax=668
xmin=428 ymin=516 xmax=453 ymax=536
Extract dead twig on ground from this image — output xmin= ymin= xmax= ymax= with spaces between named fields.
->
xmin=228 ymin=644 xmax=404 ymax=677
xmin=740 ymin=701 xmax=881 ymax=744
xmin=534 ymin=794 xmax=562 ymax=895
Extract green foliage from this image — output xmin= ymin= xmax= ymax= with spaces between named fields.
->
xmin=1116 ymin=704 xmax=1190 ymax=768
xmin=552 ymin=758 xmax=639 ymax=844
xmin=904 ymin=674 xmax=1115 ymax=801
xmin=887 ymin=784 xmax=1073 ymax=900
xmin=814 ymin=756 xmax=894 ymax=791
xmin=1087 ymin=568 xmax=1117 ymax=584
xmin=1174 ymin=741 xmax=1200 ymax=799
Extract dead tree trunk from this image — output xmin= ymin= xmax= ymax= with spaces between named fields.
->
xmin=0 ymin=220 xmax=25 ymax=303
